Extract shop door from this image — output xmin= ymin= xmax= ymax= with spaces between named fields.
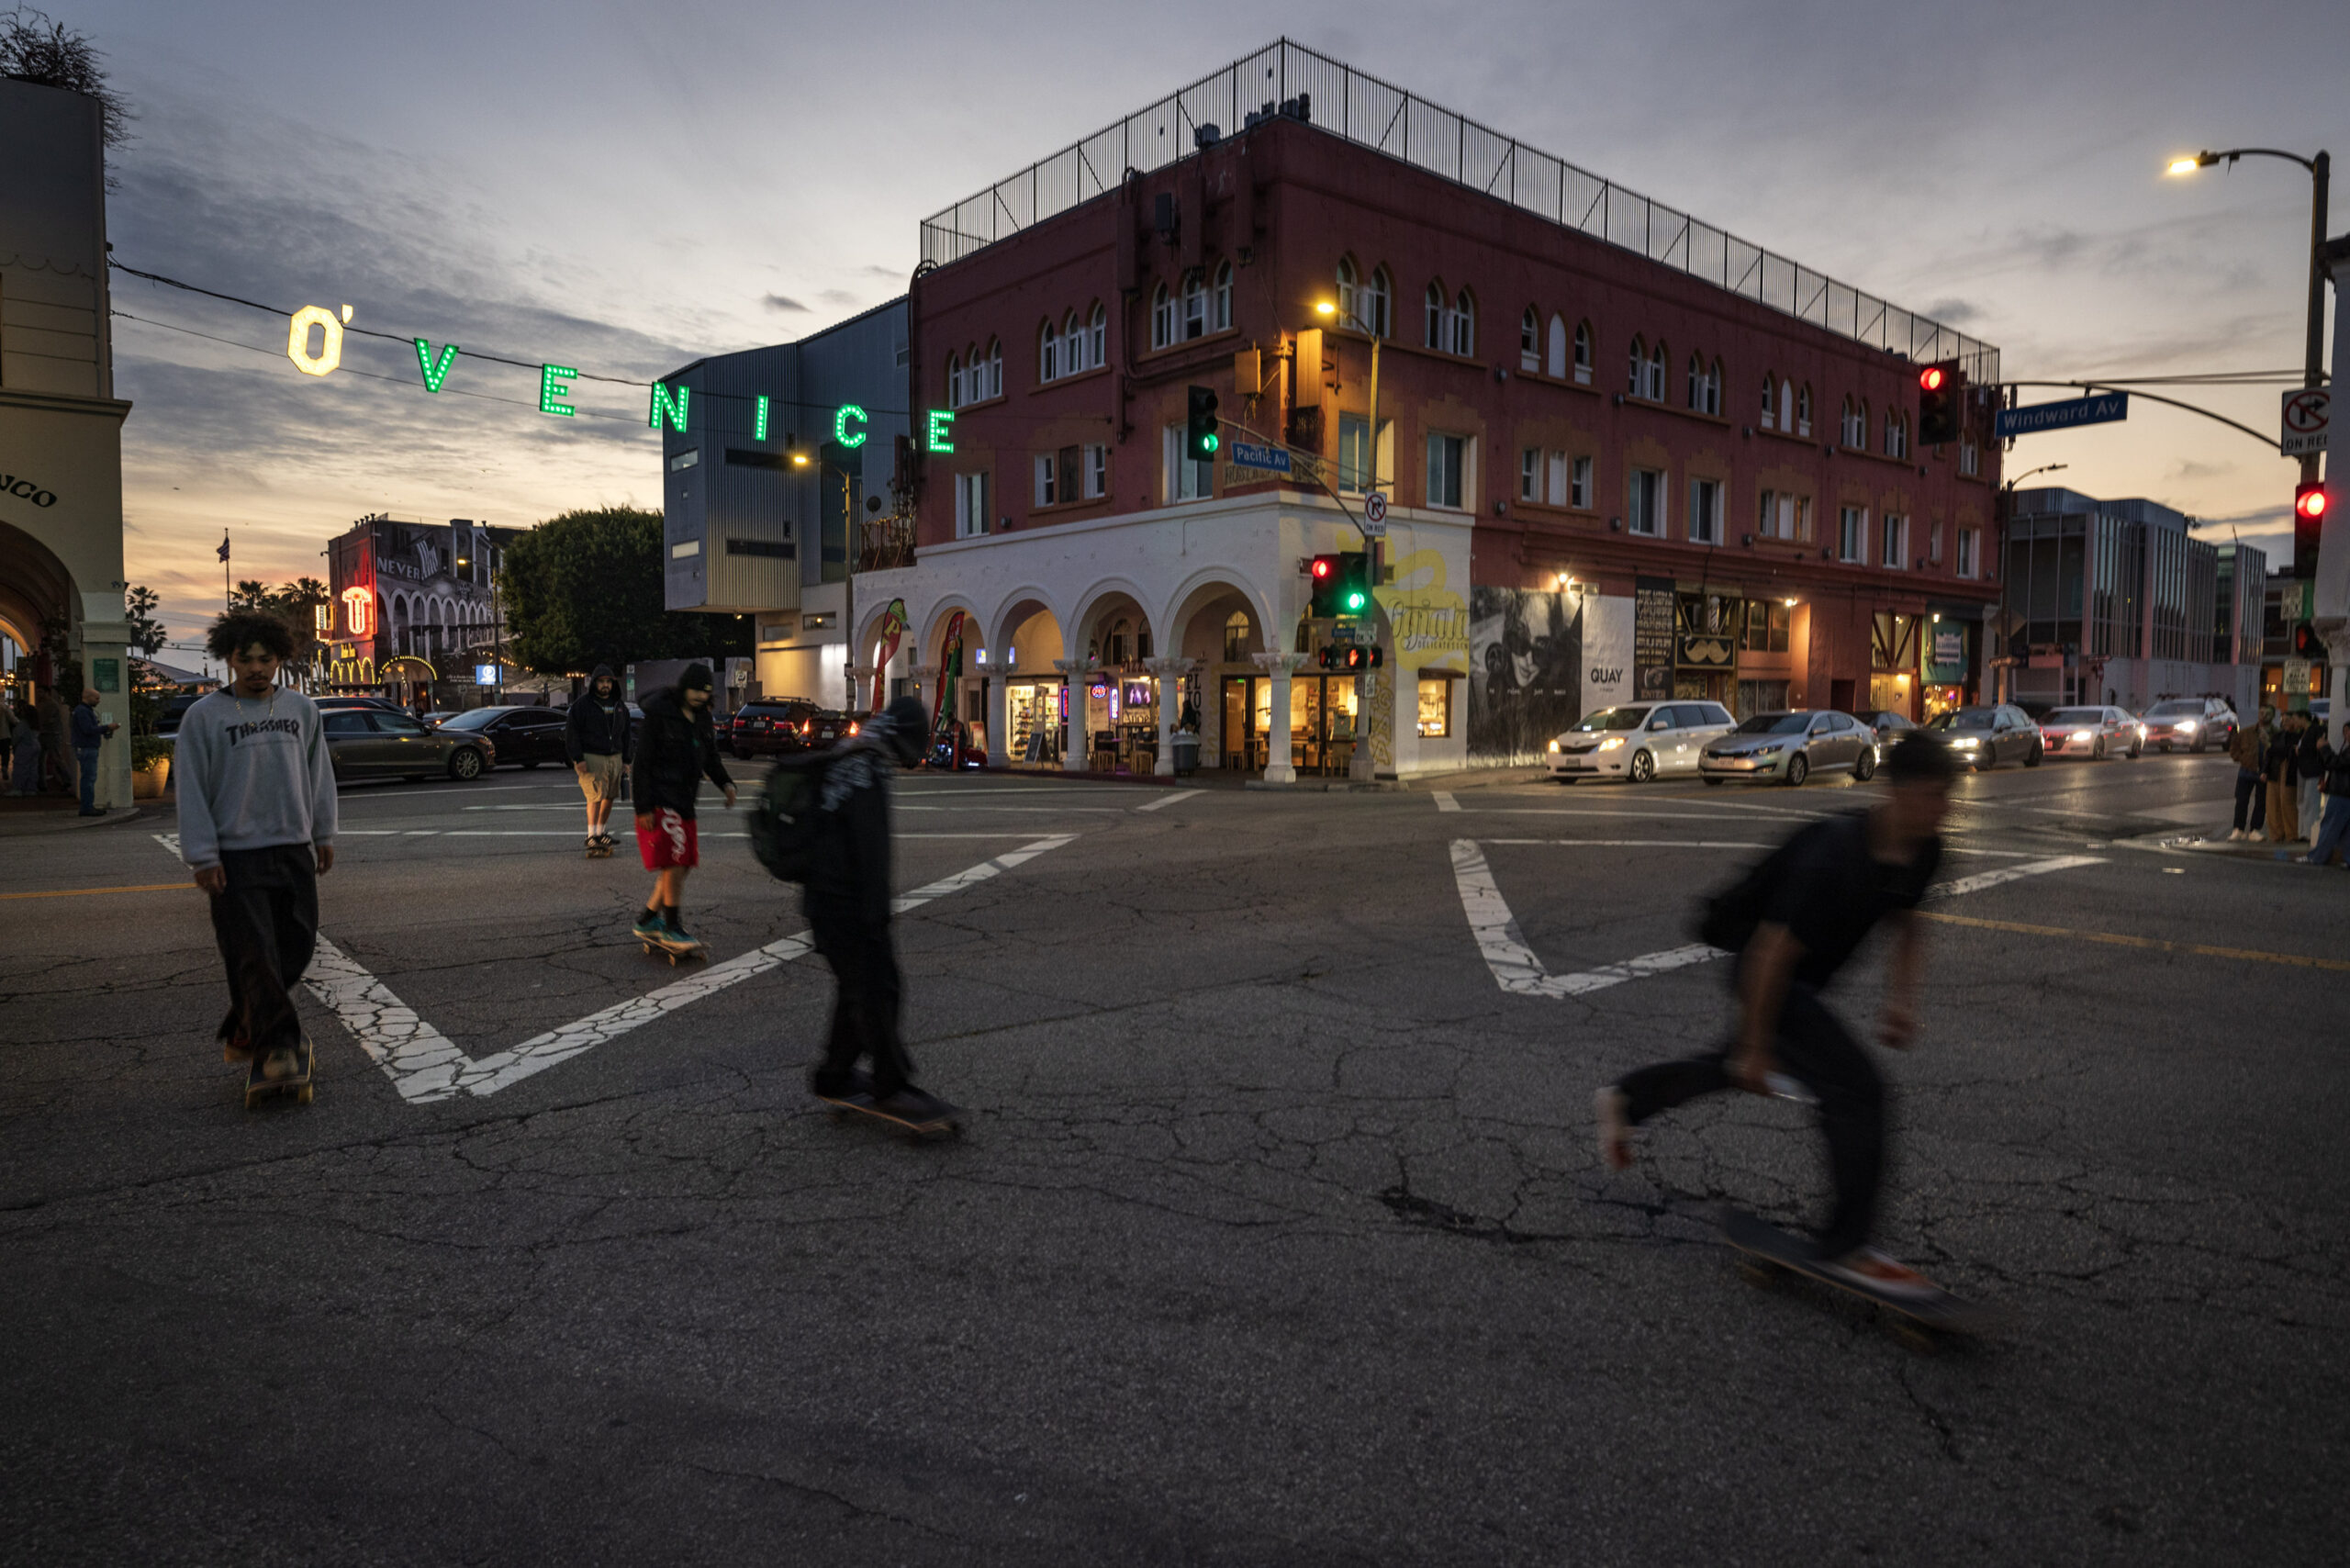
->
xmin=1223 ymin=676 xmax=1265 ymax=771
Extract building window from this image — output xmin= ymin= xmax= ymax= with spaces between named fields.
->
xmin=1689 ymin=477 xmax=1723 ymax=544
xmin=1886 ymin=412 xmax=1908 ymax=460
xmin=979 ymin=339 xmax=1002 ymax=399
xmin=1223 ymin=610 xmax=1251 ymax=662
xmin=1519 ymin=446 xmax=1539 ymax=502
xmin=1957 ymin=527 xmax=1980 ymax=578
xmin=1570 ymin=454 xmax=1593 ymax=509
xmin=1338 ymin=414 xmax=1387 ymax=493
xmin=1181 ymin=273 xmax=1208 ymax=341
xmin=1426 ymin=282 xmax=1448 ymax=351
xmin=1959 ymin=438 xmax=1980 ymax=477
xmin=1416 ymin=678 xmax=1453 ymax=738
xmin=1450 ymin=290 xmax=1475 ymax=356
xmin=1761 ymin=374 xmax=1777 ymax=430
xmin=1039 ymin=320 xmax=1059 ymax=383
xmin=946 ymin=353 xmax=965 ymax=409
xmin=1741 ymin=599 xmax=1791 ymax=653
xmin=1840 ymin=505 xmax=1868 ymax=563
xmin=1761 ymin=487 xmax=1809 ymax=541
xmin=1779 ymin=378 xmax=1796 ymax=432
xmin=1644 ymin=341 xmax=1668 ymax=402
xmin=1520 ymin=308 xmax=1540 ymax=372
xmin=1337 ymin=257 xmax=1358 ymax=323
xmin=1881 ymin=512 xmax=1907 ymax=568
xmin=1841 ymin=397 xmax=1862 ymax=447
xmin=1628 ymin=467 xmax=1665 ymax=536
xmin=1426 ymin=431 xmax=1467 ymax=509
xmin=1929 ymin=520 xmax=1943 ymax=564
xmin=1163 ymin=425 xmax=1212 ymax=501
xmin=1572 ymin=319 xmax=1593 ymax=383
xmin=1363 ymin=266 xmax=1392 ymax=338
xmin=1547 ymin=314 xmax=1568 ymax=378
xmin=1151 ymin=283 xmax=1176 ymax=350
xmin=1628 ymin=335 xmax=1646 ymax=395
xmin=1848 ymin=398 xmax=1867 ymax=450
xmin=1212 ymin=262 xmax=1233 ymax=332
xmin=1088 ymin=303 xmax=1106 ymax=369
xmin=1544 ymin=451 xmax=1567 ymax=506
xmin=1083 ymin=442 xmax=1108 ymax=499
xmin=954 ymin=471 xmax=990 ymax=538
xmin=1034 ymin=453 xmax=1058 ymax=507
xmin=1796 ymin=384 xmax=1813 ymax=438
xmin=1687 ymin=353 xmax=1720 ymax=415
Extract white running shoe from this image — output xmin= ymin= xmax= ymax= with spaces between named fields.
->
xmin=1594 ymin=1086 xmax=1633 ymax=1172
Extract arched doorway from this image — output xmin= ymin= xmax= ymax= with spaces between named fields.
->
xmin=1069 ymin=588 xmax=1154 ymax=774
xmin=992 ymin=597 xmax=1064 ymax=767
xmin=1169 ymin=577 xmax=1274 ymax=773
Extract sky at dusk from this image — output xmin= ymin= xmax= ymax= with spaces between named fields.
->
xmin=58 ymin=0 xmax=2345 ymax=657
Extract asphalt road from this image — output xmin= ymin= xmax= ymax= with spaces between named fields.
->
xmin=3 ymin=750 xmax=2344 ymax=1564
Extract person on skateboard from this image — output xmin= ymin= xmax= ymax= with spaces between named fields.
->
xmin=1595 ymin=734 xmax=1956 ymax=1298
xmin=803 ymin=697 xmax=949 ymax=1123
xmin=175 ymin=610 xmax=338 ymax=1095
xmin=630 ymin=664 xmax=734 ymax=954
xmin=565 ymin=665 xmax=632 ymax=857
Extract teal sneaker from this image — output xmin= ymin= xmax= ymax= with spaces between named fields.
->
xmin=659 ymin=917 xmax=704 ymax=954
xmin=632 ymin=912 xmax=668 ymax=943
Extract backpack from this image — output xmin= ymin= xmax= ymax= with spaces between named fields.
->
xmin=747 ymin=752 xmax=837 ymax=882
xmin=1690 ymin=817 xmax=1837 ymax=953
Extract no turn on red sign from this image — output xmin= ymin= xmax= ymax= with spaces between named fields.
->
xmin=2281 ymin=386 xmax=2330 ymax=456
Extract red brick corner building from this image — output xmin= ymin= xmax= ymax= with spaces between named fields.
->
xmin=859 ymin=41 xmax=2003 ymax=781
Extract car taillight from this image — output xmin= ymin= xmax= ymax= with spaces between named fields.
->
xmin=846 ymin=722 xmax=859 ymax=735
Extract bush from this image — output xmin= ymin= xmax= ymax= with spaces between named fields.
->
xmin=131 ymin=734 xmax=173 ymax=769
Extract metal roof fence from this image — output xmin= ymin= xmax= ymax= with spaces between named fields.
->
xmin=919 ymin=39 xmax=2000 ymax=386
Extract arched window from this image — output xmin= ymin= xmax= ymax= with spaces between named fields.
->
xmin=1707 ymin=357 xmax=1724 ymax=416
xmin=1337 ymin=257 xmax=1358 ymax=323
xmin=1363 ymin=267 xmax=1392 ymax=339
xmin=982 ymin=338 xmax=1002 ymax=399
xmin=1064 ymin=311 xmax=1081 ymax=375
xmin=1841 ymin=396 xmax=1859 ymax=446
xmin=1762 ymin=373 xmax=1777 ymax=429
xmin=1451 ymin=290 xmax=1474 ymax=356
xmin=1648 ymin=342 xmax=1667 ymax=402
xmin=1628 ymin=335 xmax=1647 ymax=394
xmin=1211 ymin=261 xmax=1233 ymax=331
xmin=946 ymin=352 xmax=965 ymax=409
xmin=1039 ymin=319 xmax=1059 ymax=383
xmin=1222 ymin=610 xmax=1251 ymax=663
xmin=1572 ymin=319 xmax=1593 ymax=383
xmin=1886 ymin=411 xmax=1908 ymax=459
xmin=1779 ymin=379 xmax=1796 ymax=433
xmin=1547 ymin=314 xmax=1568 ymax=379
xmin=1087 ymin=302 xmax=1105 ymax=368
xmin=1520 ymin=307 xmax=1540 ymax=372
xmin=1181 ymin=272 xmax=1208 ymax=341
xmin=1687 ymin=353 xmax=1706 ymax=410
xmin=1426 ymin=282 xmax=1447 ymax=350
xmin=1151 ymin=282 xmax=1175 ymax=351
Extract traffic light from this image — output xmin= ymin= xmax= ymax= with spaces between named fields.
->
xmin=1918 ymin=361 xmax=1963 ymax=446
xmin=1308 ymin=552 xmax=1371 ymax=617
xmin=1316 ymin=644 xmax=1384 ymax=671
xmin=2294 ymin=480 xmax=2329 ymax=577
xmin=1185 ymin=385 xmax=1220 ymax=461
xmin=2291 ymin=622 xmax=2324 ymax=658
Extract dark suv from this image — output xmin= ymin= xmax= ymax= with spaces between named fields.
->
xmin=433 ymin=704 xmax=573 ymax=768
xmin=730 ymin=698 xmax=851 ymax=759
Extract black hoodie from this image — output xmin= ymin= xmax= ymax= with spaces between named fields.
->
xmin=631 ymin=686 xmax=732 ymax=816
xmin=565 ymin=668 xmax=632 ymax=763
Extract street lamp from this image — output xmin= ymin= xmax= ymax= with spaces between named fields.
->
xmin=2166 ymin=145 xmax=2332 ymax=486
xmin=2004 ymin=462 xmax=2068 ymax=496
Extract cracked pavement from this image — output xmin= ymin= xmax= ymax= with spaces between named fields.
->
xmin=2 ymin=756 xmax=2344 ymax=1563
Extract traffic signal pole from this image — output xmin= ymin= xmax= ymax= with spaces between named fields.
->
xmin=1351 ymin=330 xmax=1385 ymax=782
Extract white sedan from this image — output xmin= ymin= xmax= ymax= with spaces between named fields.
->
xmin=1548 ymin=701 xmax=1736 ymax=782
xmin=2037 ymin=706 xmax=2143 ymax=760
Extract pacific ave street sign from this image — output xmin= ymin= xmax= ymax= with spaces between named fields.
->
xmin=2281 ymin=386 xmax=2330 ymax=456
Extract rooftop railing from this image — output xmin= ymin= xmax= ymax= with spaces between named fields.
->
xmin=919 ymin=39 xmax=2000 ymax=386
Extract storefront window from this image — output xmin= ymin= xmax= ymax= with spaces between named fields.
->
xmin=1417 ymin=679 xmax=1452 ymax=737
xmin=1742 ymin=600 xmax=1790 ymax=653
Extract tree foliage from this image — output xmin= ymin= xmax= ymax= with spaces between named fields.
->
xmin=499 ymin=507 xmax=750 ymax=676
xmin=0 ymin=6 xmax=133 ymax=151
xmin=124 ymin=585 xmax=166 ymax=658
xmin=225 ymin=577 xmax=331 ymax=672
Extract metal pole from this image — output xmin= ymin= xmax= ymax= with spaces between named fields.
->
xmin=2303 ymin=151 xmax=2331 ymax=490
xmin=1351 ymin=329 xmax=1386 ymax=780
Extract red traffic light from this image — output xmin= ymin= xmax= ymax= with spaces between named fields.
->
xmin=1919 ymin=366 xmax=1945 ymax=392
xmin=2295 ymin=483 xmax=2329 ymax=522
xmin=1312 ymin=557 xmax=1334 ymax=578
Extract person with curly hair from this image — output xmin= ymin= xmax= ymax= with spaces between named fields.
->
xmin=176 ymin=610 xmax=338 ymax=1098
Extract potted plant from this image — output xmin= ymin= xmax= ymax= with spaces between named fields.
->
xmin=131 ymin=734 xmax=173 ymax=800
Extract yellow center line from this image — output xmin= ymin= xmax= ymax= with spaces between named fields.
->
xmin=0 ymin=882 xmax=193 ymax=902
xmin=1918 ymin=910 xmax=2350 ymax=972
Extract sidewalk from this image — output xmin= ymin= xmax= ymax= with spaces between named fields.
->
xmin=0 ymin=795 xmax=155 ymax=837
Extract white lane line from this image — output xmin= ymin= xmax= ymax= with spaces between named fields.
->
xmin=1135 ymin=790 xmax=1202 ymax=812
xmin=894 ymin=804 xmax=1129 ymax=814
xmin=1450 ymin=841 xmax=2106 ymax=1000
xmin=151 ymin=832 xmax=181 ymax=857
xmin=303 ymin=835 xmax=1077 ymax=1103
xmin=1439 ymin=806 xmax=1827 ymax=823
xmin=1484 ymin=838 xmax=1773 ymax=848
xmin=1433 ymin=791 xmax=1461 ymax=812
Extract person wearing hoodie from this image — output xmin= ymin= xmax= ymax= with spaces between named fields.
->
xmin=565 ymin=664 xmax=633 ymax=857
xmin=2226 ymin=710 xmax=2267 ymax=840
xmin=802 ymin=696 xmax=951 ymax=1122
xmin=629 ymin=663 xmax=734 ymax=953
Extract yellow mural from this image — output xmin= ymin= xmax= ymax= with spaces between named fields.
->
xmin=1373 ymin=548 xmax=1471 ymax=677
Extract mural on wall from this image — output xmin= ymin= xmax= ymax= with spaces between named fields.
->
xmin=1372 ymin=548 xmax=1472 ymax=677
xmin=1467 ymin=588 xmax=1582 ymax=762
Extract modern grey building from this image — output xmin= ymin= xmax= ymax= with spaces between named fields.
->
xmin=1998 ymin=487 xmax=2262 ymax=711
xmin=659 ymin=298 xmax=908 ymax=708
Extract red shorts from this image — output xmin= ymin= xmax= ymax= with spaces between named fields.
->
xmin=635 ymin=809 xmax=699 ymax=869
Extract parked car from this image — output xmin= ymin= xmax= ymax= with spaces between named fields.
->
xmin=1698 ymin=710 xmax=1878 ymax=786
xmin=1925 ymin=703 xmax=2042 ymax=769
xmin=2038 ymin=706 xmax=2143 ymax=760
xmin=1548 ymin=700 xmax=1737 ymax=782
xmin=153 ymin=691 xmax=209 ymax=737
xmin=321 ymin=708 xmax=494 ymax=782
xmin=1853 ymin=709 xmax=1919 ymax=747
xmin=728 ymin=697 xmax=846 ymax=760
xmin=315 ymin=695 xmax=408 ymax=715
xmin=432 ymin=704 xmax=573 ymax=767
xmin=421 ymin=711 xmax=462 ymax=726
xmin=2139 ymin=696 xmax=2238 ymax=754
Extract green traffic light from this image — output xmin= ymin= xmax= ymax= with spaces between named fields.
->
xmin=1345 ymin=591 xmax=1365 ymax=610
xmin=1202 ymin=433 xmax=1219 ymax=454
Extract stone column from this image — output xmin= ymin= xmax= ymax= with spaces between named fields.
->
xmin=1143 ymin=656 xmax=1199 ymax=777
xmin=909 ymin=663 xmax=940 ymax=708
xmin=1053 ymin=658 xmax=1097 ymax=772
xmin=845 ymin=665 xmax=876 ymax=714
xmin=1252 ymin=653 xmax=1308 ymax=785
xmin=985 ymin=673 xmax=1011 ymax=769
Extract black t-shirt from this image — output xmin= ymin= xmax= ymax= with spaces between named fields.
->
xmin=1761 ymin=812 xmax=1941 ymax=988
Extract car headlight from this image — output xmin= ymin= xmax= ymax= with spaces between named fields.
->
xmin=2073 ymin=730 xmax=2095 ymax=743
xmin=1755 ymin=742 xmax=1784 ymax=756
xmin=1548 ymin=739 xmax=1561 ymax=753
xmin=1596 ymin=737 xmax=1625 ymax=752
xmin=2177 ymin=719 xmax=2198 ymax=733
xmin=1950 ymin=735 xmax=1980 ymax=747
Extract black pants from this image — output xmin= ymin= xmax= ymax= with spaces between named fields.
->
xmin=805 ymin=897 xmax=913 ymax=1098
xmin=1615 ymin=977 xmax=1886 ymax=1260
xmin=208 ymin=845 xmax=319 ymax=1056
xmin=2233 ymin=769 xmax=2266 ymax=833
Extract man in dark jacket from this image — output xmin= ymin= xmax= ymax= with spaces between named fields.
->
xmin=2306 ymin=728 xmax=2350 ymax=868
xmin=71 ymin=688 xmax=118 ymax=815
xmin=565 ymin=665 xmax=632 ymax=855
xmin=805 ymin=696 xmax=944 ymax=1117
xmin=2294 ymin=710 xmax=2328 ymax=847
xmin=629 ymin=664 xmax=734 ymax=952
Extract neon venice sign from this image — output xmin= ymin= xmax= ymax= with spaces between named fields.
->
xmin=282 ymin=305 xmax=959 ymax=453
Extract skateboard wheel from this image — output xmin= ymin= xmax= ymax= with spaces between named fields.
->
xmin=297 ymin=1085 xmax=314 ymax=1104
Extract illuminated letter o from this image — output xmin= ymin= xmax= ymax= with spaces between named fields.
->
xmin=287 ymin=306 xmax=344 ymax=376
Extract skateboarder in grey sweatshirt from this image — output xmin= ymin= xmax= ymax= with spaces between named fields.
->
xmin=176 ymin=610 xmax=338 ymax=1092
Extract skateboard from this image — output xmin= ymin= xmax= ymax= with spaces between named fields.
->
xmin=244 ymin=1035 xmax=315 ymax=1109
xmin=639 ymin=933 xmax=707 ymax=965
xmin=817 ymin=1087 xmax=962 ymax=1141
xmin=586 ymin=835 xmax=615 ymax=858
xmin=1721 ymin=1205 xmax=1997 ymax=1345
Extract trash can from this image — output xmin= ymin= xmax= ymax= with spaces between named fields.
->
xmin=1171 ymin=731 xmax=1200 ymax=777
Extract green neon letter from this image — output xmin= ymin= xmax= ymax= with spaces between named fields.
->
xmin=650 ymin=381 xmax=690 ymax=432
xmin=924 ymin=409 xmax=955 ymax=454
xmin=539 ymin=364 xmax=577 ymax=417
xmin=414 ymin=339 xmax=459 ymax=393
xmin=755 ymin=394 xmax=770 ymax=442
xmin=834 ymin=403 xmax=869 ymax=449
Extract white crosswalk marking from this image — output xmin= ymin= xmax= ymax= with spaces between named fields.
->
xmin=1433 ymin=791 xmax=1460 ymax=812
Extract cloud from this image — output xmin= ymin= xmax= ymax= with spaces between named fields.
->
xmin=817 ymin=288 xmax=858 ymax=308
xmin=856 ymin=263 xmax=901 ymax=280
xmin=1922 ymin=297 xmax=1980 ymax=324
xmin=2166 ymin=458 xmax=2235 ymax=481
xmin=762 ymin=293 xmax=808 ymax=313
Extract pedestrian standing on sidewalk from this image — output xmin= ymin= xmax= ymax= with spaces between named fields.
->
xmin=1595 ymin=734 xmax=1957 ymax=1297
xmin=801 ymin=696 xmax=948 ymax=1119
xmin=2227 ymin=710 xmax=2267 ymax=841
xmin=629 ymin=663 xmax=734 ymax=953
xmin=9 ymin=698 xmax=39 ymax=794
xmin=2265 ymin=711 xmax=2301 ymax=844
xmin=2306 ymin=727 xmax=2350 ymax=868
xmin=176 ymin=610 xmax=337 ymax=1089
xmin=565 ymin=665 xmax=632 ymax=856
xmin=2295 ymin=711 xmax=2328 ymax=847
xmin=70 ymin=688 xmax=118 ymax=816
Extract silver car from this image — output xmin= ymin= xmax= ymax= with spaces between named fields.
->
xmin=1548 ymin=700 xmax=1736 ymax=782
xmin=1699 ymin=710 xmax=1879 ymax=787
xmin=1925 ymin=703 xmax=2042 ymax=769
xmin=2037 ymin=706 xmax=2143 ymax=761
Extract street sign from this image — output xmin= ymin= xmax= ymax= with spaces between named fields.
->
xmin=1328 ymin=624 xmax=1373 ymax=645
xmin=1227 ymin=441 xmax=1292 ymax=474
xmin=2281 ymin=386 xmax=2330 ymax=456
xmin=1361 ymin=490 xmax=1388 ymax=537
xmin=1996 ymin=392 xmax=2129 ymax=439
